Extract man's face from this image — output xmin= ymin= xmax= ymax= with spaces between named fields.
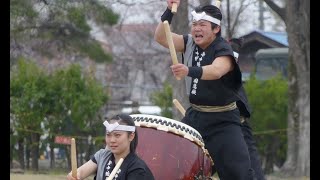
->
xmin=191 ymin=20 xmax=219 ymax=49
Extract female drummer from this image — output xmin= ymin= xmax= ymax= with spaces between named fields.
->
xmin=66 ymin=114 xmax=155 ymax=180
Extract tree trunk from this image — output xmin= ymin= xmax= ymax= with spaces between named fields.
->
xmin=65 ymin=146 xmax=71 ymax=169
xmin=79 ymin=140 xmax=84 ymax=165
xmin=26 ymin=136 xmax=31 ymax=169
xmin=31 ymin=132 xmax=40 ymax=171
xmin=264 ymin=146 xmax=274 ymax=174
xmin=200 ymin=0 xmax=212 ymax=6
xmin=18 ymin=137 xmax=25 ymax=169
xmin=281 ymin=0 xmax=310 ymax=177
xmin=85 ymin=143 xmax=94 ymax=162
xmin=50 ymin=143 xmax=55 ymax=168
xmin=170 ymin=0 xmax=190 ymax=121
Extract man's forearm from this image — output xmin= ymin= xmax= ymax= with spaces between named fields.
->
xmin=154 ymin=22 xmax=169 ymax=48
xmin=154 ymin=7 xmax=174 ymax=48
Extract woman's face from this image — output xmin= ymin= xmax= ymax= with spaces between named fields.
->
xmin=191 ymin=20 xmax=219 ymax=49
xmin=105 ymin=123 xmax=134 ymax=156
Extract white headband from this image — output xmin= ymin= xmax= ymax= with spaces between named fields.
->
xmin=191 ymin=11 xmax=221 ymax=25
xmin=233 ymin=51 xmax=239 ymax=59
xmin=103 ymin=121 xmax=135 ymax=133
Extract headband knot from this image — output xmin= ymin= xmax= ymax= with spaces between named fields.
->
xmin=191 ymin=11 xmax=221 ymax=25
xmin=103 ymin=121 xmax=135 ymax=133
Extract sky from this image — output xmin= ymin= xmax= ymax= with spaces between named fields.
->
xmin=101 ymin=0 xmax=286 ymax=37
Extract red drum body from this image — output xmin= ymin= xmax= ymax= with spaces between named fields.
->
xmin=130 ymin=114 xmax=213 ymax=180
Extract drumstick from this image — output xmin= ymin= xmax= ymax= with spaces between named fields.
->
xmin=173 ymin=99 xmax=186 ymax=116
xmin=107 ymin=158 xmax=124 ymax=180
xmin=215 ymin=0 xmax=221 ymax=9
xmin=71 ymin=138 xmax=78 ymax=178
xmin=163 ymin=20 xmax=181 ymax=80
xmin=171 ymin=3 xmax=177 ymax=13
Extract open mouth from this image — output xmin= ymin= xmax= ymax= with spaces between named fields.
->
xmin=195 ymin=34 xmax=203 ymax=40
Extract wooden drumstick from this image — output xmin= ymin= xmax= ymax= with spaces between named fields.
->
xmin=173 ymin=99 xmax=186 ymax=116
xmin=171 ymin=3 xmax=178 ymax=13
xmin=71 ymin=138 xmax=78 ymax=178
xmin=107 ymin=158 xmax=124 ymax=180
xmin=215 ymin=0 xmax=221 ymax=9
xmin=163 ymin=20 xmax=180 ymax=80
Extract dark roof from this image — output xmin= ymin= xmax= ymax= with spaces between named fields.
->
xmin=240 ymin=29 xmax=288 ymax=47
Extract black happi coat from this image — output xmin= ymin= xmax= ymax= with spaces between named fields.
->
xmin=92 ymin=149 xmax=154 ymax=180
xmin=182 ymin=34 xmax=242 ymax=106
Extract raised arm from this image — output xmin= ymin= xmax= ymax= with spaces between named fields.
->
xmin=154 ymin=0 xmax=184 ymax=53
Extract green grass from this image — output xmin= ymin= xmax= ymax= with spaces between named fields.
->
xmin=10 ymin=173 xmax=96 ymax=180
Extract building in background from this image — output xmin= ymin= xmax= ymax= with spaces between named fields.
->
xmin=236 ymin=29 xmax=288 ymax=80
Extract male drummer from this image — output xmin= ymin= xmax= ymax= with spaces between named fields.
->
xmin=154 ymin=0 xmax=256 ymax=179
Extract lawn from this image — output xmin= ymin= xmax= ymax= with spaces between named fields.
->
xmin=10 ymin=173 xmax=96 ymax=180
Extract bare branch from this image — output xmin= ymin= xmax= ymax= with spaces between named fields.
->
xmin=262 ymin=0 xmax=286 ymax=21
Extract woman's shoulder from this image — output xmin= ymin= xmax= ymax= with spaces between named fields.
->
xmin=94 ymin=148 xmax=112 ymax=159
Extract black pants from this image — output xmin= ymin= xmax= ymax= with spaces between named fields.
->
xmin=182 ymin=108 xmax=256 ymax=180
xmin=241 ymin=120 xmax=265 ymax=180
xmin=210 ymin=120 xmax=265 ymax=180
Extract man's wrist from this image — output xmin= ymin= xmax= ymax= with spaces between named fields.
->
xmin=161 ymin=7 xmax=174 ymax=24
xmin=187 ymin=67 xmax=203 ymax=79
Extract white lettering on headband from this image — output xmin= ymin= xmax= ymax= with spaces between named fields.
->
xmin=191 ymin=11 xmax=221 ymax=25
xmin=103 ymin=121 xmax=136 ymax=133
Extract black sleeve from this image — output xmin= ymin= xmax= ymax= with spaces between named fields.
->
xmin=220 ymin=60 xmax=242 ymax=90
xmin=236 ymin=85 xmax=252 ymax=117
xmin=215 ymin=40 xmax=242 ymax=90
xmin=91 ymin=156 xmax=97 ymax=164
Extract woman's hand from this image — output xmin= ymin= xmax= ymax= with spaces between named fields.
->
xmin=67 ymin=172 xmax=79 ymax=180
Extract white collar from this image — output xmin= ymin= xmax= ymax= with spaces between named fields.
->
xmin=191 ymin=11 xmax=221 ymax=25
xmin=103 ymin=121 xmax=135 ymax=133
